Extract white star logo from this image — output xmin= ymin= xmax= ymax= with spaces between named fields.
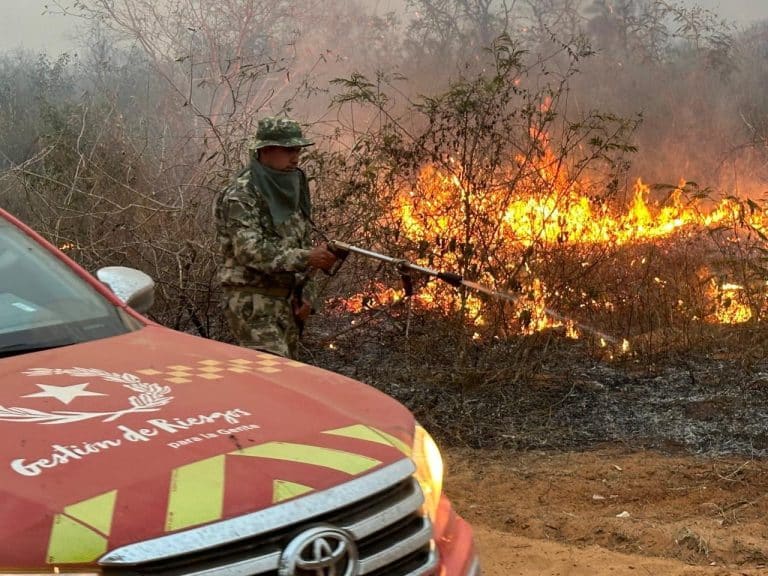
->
xmin=23 ymin=383 xmax=107 ymax=405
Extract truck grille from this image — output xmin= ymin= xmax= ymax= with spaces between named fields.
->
xmin=100 ymin=459 xmax=436 ymax=576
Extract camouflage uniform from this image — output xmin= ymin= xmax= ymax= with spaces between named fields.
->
xmin=214 ymin=117 xmax=316 ymax=358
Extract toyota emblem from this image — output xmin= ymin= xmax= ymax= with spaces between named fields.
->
xmin=278 ymin=525 xmax=359 ymax=576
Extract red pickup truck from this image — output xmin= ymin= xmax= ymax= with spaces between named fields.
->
xmin=0 ymin=207 xmax=479 ymax=576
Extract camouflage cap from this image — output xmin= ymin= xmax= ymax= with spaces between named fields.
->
xmin=249 ymin=116 xmax=314 ymax=151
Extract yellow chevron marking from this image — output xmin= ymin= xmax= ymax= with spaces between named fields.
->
xmin=273 ymin=480 xmax=314 ymax=503
xmin=166 ymin=455 xmax=225 ymax=532
xmin=47 ymin=515 xmax=107 ymax=563
xmin=64 ymin=490 xmax=117 ymax=534
xmin=47 ymin=490 xmax=116 ymax=563
xmin=232 ymin=442 xmax=381 ymax=475
xmin=324 ymin=425 xmax=412 ymax=456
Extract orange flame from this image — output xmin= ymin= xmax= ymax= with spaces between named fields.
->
xmin=345 ymin=142 xmax=767 ymax=337
xmin=709 ymin=282 xmax=753 ymax=325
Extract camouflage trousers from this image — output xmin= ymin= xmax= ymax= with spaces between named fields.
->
xmin=223 ymin=288 xmax=300 ymax=359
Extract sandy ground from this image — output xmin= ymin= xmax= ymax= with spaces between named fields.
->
xmin=444 ymin=447 xmax=768 ymax=576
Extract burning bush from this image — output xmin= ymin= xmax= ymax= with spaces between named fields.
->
xmin=313 ymin=35 xmax=768 ymax=359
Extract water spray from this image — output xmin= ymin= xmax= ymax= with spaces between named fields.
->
xmin=328 ymin=240 xmax=628 ymax=350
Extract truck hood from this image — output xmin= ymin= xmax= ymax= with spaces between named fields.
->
xmin=0 ymin=326 xmax=414 ymax=568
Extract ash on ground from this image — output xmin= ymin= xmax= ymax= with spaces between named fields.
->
xmin=303 ymin=312 xmax=768 ymax=458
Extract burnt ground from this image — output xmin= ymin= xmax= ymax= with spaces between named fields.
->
xmin=304 ymin=312 xmax=768 ymax=459
xmin=303 ymin=312 xmax=768 ymax=573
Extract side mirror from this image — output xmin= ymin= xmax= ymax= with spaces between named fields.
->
xmin=96 ymin=266 xmax=155 ymax=314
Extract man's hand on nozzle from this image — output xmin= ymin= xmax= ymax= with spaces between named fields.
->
xmin=307 ymin=243 xmax=338 ymax=272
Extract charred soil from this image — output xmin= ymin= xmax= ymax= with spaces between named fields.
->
xmin=307 ymin=315 xmax=768 ymax=573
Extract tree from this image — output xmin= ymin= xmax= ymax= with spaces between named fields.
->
xmin=329 ymin=34 xmax=639 ymax=341
xmin=59 ymin=0 xmax=326 ymax=167
xmin=0 ymin=52 xmax=74 ymax=168
xmin=403 ymin=0 xmax=516 ymax=75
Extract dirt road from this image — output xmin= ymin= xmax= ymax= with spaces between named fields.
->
xmin=445 ymin=448 xmax=768 ymax=575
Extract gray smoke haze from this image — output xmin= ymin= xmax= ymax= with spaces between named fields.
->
xmin=1 ymin=0 xmax=766 ymax=342
xmin=694 ymin=0 xmax=765 ymax=20
xmin=0 ymin=0 xmax=765 ymax=53
xmin=0 ymin=1 xmax=76 ymax=53
xmin=0 ymin=0 xmax=766 ymax=196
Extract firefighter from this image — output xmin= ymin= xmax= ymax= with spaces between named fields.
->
xmin=214 ymin=116 xmax=337 ymax=358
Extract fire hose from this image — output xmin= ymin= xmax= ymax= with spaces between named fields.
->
xmin=326 ymin=240 xmax=625 ymax=348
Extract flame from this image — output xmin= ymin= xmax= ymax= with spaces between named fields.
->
xmin=518 ymin=278 xmax=561 ymax=335
xmin=709 ymin=282 xmax=753 ymax=324
xmin=337 ymin=282 xmax=403 ymax=313
xmin=497 ymin=175 xmax=752 ymax=247
xmin=343 ymin=140 xmax=767 ymax=338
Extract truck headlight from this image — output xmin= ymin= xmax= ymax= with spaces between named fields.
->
xmin=412 ymin=424 xmax=444 ymax=521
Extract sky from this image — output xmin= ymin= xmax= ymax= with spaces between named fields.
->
xmin=0 ymin=0 xmax=765 ymax=54
xmin=0 ymin=1 xmax=76 ymax=54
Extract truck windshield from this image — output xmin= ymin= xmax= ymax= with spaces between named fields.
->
xmin=0 ymin=219 xmax=139 ymax=357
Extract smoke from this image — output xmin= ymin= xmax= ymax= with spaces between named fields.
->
xmin=1 ymin=0 xmax=767 ymax=197
xmin=213 ymin=0 xmax=766 ymax=200
xmin=2 ymin=0 xmax=766 ymax=347
xmin=566 ymin=3 xmax=768 ymax=198
xmin=307 ymin=0 xmax=768 ymax=198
